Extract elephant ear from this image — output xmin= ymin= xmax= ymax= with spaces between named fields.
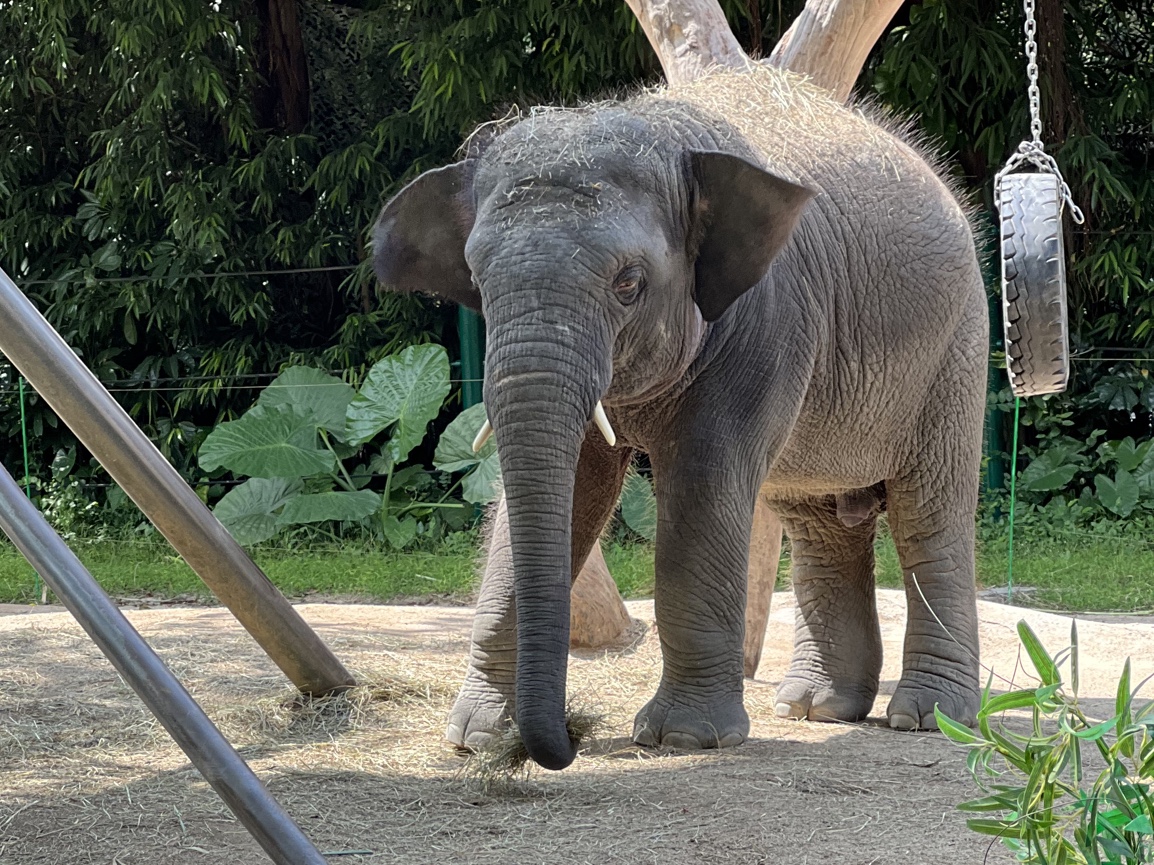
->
xmin=687 ymin=150 xmax=815 ymax=321
xmin=371 ymin=160 xmax=481 ymax=312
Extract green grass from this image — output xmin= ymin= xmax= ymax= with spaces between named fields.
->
xmin=0 ymin=539 xmax=479 ymax=605
xmin=0 ymin=537 xmax=659 ymax=607
xmin=2 ymin=530 xmax=1152 ymax=614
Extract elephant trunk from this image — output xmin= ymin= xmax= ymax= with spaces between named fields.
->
xmin=485 ymin=315 xmax=610 ymax=771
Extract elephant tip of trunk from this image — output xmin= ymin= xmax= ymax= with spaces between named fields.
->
xmin=522 ymin=725 xmax=578 ymax=771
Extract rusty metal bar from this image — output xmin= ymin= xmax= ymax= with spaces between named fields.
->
xmin=0 ymin=459 xmax=328 ymax=865
xmin=0 ymin=267 xmax=353 ymax=695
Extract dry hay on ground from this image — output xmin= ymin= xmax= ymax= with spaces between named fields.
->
xmin=3 ymin=591 xmax=1154 ymax=864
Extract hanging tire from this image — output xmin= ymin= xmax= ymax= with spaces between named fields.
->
xmin=998 ymin=172 xmax=1070 ymax=397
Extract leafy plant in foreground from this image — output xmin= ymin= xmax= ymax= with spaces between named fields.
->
xmin=198 ymin=344 xmax=499 ymax=548
xmin=937 ymin=621 xmax=1154 ymax=863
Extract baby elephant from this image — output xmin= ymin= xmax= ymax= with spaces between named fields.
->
xmin=372 ymin=66 xmax=986 ymax=770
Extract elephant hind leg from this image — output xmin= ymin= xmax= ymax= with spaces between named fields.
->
xmin=884 ymin=302 xmax=985 ymax=731
xmin=885 ymin=468 xmax=981 ymax=730
xmin=885 ymin=426 xmax=982 ymax=729
xmin=773 ymin=496 xmax=881 ymax=723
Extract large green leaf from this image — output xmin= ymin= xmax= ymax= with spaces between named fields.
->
xmin=1096 ymin=470 xmax=1140 ymax=518
xmin=345 ymin=344 xmax=450 ymax=459
xmin=462 ymin=451 xmax=502 ymax=504
xmin=434 ymin=402 xmax=501 ymax=504
xmin=433 ymin=403 xmax=492 ymax=471
xmin=1133 ymin=443 xmax=1154 ymax=499
xmin=1018 ymin=447 xmax=1081 ymax=493
xmin=619 ymin=469 xmax=657 ymax=541
xmin=257 ymin=366 xmax=354 ymax=436
xmin=213 ymin=477 xmax=303 ymax=545
xmin=381 ymin=514 xmax=419 ymax=550
xmin=277 ymin=490 xmax=381 ymax=526
xmin=1093 ymin=377 xmax=1142 ymax=411
xmin=199 ymin=404 xmax=335 ymax=479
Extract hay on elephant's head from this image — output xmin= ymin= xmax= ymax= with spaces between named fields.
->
xmin=463 ymin=704 xmax=606 ymax=792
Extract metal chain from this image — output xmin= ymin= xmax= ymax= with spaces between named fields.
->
xmin=995 ymin=0 xmax=1085 ymax=224
xmin=1024 ymin=0 xmax=1042 ymax=143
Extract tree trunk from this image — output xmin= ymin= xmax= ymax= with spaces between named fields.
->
xmin=744 ymin=494 xmax=784 ymax=678
xmin=253 ymin=0 xmax=311 ymax=133
xmin=570 ymin=543 xmax=635 ymax=649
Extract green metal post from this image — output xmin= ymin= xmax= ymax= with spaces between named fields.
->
xmin=984 ymin=293 xmax=1006 ymax=495
xmin=457 ymin=307 xmax=484 ymax=409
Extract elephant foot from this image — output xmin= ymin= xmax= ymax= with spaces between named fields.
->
xmin=887 ymin=669 xmax=979 ymax=731
xmin=632 ymin=686 xmax=749 ymax=749
xmin=774 ymin=671 xmax=876 ymax=722
xmin=445 ymin=670 xmax=514 ymax=751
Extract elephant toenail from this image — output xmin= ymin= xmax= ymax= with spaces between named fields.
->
xmin=775 ymin=702 xmax=803 ymax=719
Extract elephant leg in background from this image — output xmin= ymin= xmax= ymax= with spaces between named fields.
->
xmin=772 ymin=496 xmax=881 ymax=722
xmin=445 ymin=433 xmax=633 ymax=750
xmin=744 ymin=492 xmax=783 ymax=679
xmin=633 ymin=455 xmax=757 ymax=750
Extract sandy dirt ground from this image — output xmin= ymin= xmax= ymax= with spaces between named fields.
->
xmin=2 ymin=589 xmax=1152 ymax=865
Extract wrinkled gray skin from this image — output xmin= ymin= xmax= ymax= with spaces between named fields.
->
xmin=371 ymin=69 xmax=986 ymax=771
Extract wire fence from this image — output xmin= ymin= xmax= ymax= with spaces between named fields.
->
xmin=1 ymin=351 xmax=1149 ymax=397
xmin=2 ymin=308 xmax=1153 ymax=605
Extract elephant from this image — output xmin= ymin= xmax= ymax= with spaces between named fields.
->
xmin=371 ymin=65 xmax=987 ymax=771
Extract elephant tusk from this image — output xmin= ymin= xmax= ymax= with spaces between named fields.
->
xmin=472 ymin=418 xmax=493 ymax=453
xmin=593 ymin=401 xmax=616 ymax=447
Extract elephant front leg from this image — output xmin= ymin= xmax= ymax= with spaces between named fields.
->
xmin=773 ymin=497 xmax=882 ymax=722
xmin=445 ymin=493 xmax=519 ymax=750
xmin=633 ymin=458 xmax=755 ymax=750
xmin=446 ymin=432 xmax=632 ymax=751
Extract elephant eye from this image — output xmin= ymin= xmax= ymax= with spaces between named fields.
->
xmin=612 ymin=266 xmax=644 ymax=304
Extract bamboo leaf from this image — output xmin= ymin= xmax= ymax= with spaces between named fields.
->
xmin=934 ymin=705 xmax=982 ymax=745
xmin=1018 ymin=620 xmax=1061 ymax=686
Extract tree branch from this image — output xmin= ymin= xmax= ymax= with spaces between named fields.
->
xmin=622 ymin=0 xmax=751 ymax=86
xmin=625 ymin=0 xmax=904 ymax=102
xmin=766 ymin=0 xmax=904 ymax=102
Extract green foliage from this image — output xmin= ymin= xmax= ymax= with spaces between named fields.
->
xmin=200 ymin=346 xmax=490 ymax=547
xmin=0 ymin=0 xmax=441 ymax=479
xmin=345 ymin=344 xmax=451 ymax=454
xmin=939 ymin=621 xmax=1154 ymax=864
xmin=212 ymin=477 xmax=304 ymax=546
xmin=2 ymin=0 xmax=1150 ymax=544
xmin=432 ymin=402 xmax=501 ymax=504
xmin=989 ymin=366 xmax=1154 ymax=525
xmin=200 ymin=404 xmax=339 ymax=478
xmin=619 ymin=468 xmax=657 ymax=542
xmin=872 ymin=0 xmax=1153 ymax=345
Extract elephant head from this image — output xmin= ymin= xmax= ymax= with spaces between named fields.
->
xmin=371 ymin=107 xmax=812 ymax=770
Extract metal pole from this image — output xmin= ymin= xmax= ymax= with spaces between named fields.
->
xmin=0 ymin=268 xmax=353 ymax=695
xmin=457 ymin=307 xmax=484 ymax=409
xmin=0 ymin=459 xmax=328 ymax=865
